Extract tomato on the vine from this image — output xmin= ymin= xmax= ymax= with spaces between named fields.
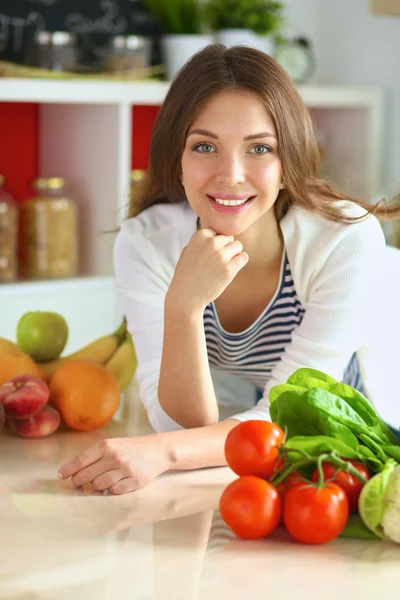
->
xmin=219 ymin=475 xmax=281 ymax=539
xmin=274 ymin=470 xmax=304 ymax=495
xmin=283 ymin=482 xmax=349 ymax=544
xmin=310 ymin=460 xmax=370 ymax=512
xmin=224 ymin=420 xmax=284 ymax=479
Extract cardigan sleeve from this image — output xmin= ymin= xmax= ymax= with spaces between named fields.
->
xmin=229 ymin=215 xmax=386 ymax=423
xmin=113 ymin=223 xmax=185 ymax=433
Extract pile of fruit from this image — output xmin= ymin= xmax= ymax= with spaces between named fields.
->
xmin=0 ymin=311 xmax=137 ymax=438
xmin=220 ymin=368 xmax=400 ymax=545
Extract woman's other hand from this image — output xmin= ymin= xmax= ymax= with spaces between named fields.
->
xmin=167 ymin=227 xmax=248 ymax=313
xmin=57 ymin=434 xmax=171 ymax=495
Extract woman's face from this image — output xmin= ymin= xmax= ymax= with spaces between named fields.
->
xmin=181 ymin=90 xmax=282 ymax=236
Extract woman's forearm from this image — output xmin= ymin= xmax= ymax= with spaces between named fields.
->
xmin=158 ymin=297 xmax=218 ymax=428
xmin=162 ymin=419 xmax=240 ymax=470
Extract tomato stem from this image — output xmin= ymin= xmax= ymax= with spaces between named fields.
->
xmin=316 ymin=455 xmax=325 ymax=490
xmin=270 ymin=447 xmax=368 ymax=487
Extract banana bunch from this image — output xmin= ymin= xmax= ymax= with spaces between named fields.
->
xmin=104 ymin=331 xmax=137 ymax=392
xmin=38 ymin=318 xmax=137 ymax=391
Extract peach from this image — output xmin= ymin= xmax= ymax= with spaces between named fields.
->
xmin=9 ymin=405 xmax=61 ymax=438
xmin=0 ymin=374 xmax=49 ymax=419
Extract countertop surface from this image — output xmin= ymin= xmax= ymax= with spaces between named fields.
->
xmin=1 ymin=381 xmax=399 ymax=600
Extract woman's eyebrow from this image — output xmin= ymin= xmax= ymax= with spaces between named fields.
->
xmin=187 ymin=128 xmax=277 ymax=141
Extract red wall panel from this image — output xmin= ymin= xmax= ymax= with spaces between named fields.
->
xmin=131 ymin=105 xmax=160 ymax=170
xmin=0 ymin=103 xmax=39 ymax=203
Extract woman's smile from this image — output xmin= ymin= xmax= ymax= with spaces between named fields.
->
xmin=207 ymin=194 xmax=256 ymax=213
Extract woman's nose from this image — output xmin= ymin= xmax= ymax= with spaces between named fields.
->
xmin=215 ymin=155 xmax=246 ymax=186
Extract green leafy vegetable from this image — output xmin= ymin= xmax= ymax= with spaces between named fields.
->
xmin=284 ymin=435 xmax=360 ymax=460
xmin=270 ymin=368 xmax=400 ymax=474
xmin=339 ymin=514 xmax=380 ymax=540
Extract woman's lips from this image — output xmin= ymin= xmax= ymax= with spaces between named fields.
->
xmin=207 ymin=195 xmax=255 ymax=213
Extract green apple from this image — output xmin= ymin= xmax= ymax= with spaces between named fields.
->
xmin=16 ymin=311 xmax=69 ymax=361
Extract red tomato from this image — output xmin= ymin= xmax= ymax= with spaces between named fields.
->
xmin=225 ymin=420 xmax=285 ymax=479
xmin=274 ymin=471 xmax=304 ymax=496
xmin=311 ymin=460 xmax=370 ymax=512
xmin=276 ymin=481 xmax=288 ymax=496
xmin=283 ymin=482 xmax=349 ymax=544
xmin=286 ymin=471 xmax=304 ymax=487
xmin=219 ymin=475 xmax=282 ymax=539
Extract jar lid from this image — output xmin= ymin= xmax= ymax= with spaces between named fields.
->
xmin=33 ymin=31 xmax=77 ymax=46
xmin=47 ymin=177 xmax=66 ymax=189
xmin=111 ymin=36 xmax=150 ymax=51
xmin=32 ymin=177 xmax=48 ymax=190
xmin=130 ymin=170 xmax=146 ymax=182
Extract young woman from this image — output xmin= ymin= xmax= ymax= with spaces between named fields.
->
xmin=58 ymin=44 xmax=400 ymax=494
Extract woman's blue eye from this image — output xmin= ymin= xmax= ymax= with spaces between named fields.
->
xmin=193 ymin=143 xmax=215 ymax=153
xmin=250 ymin=144 xmax=271 ymax=155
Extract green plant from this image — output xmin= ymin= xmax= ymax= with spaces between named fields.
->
xmin=203 ymin=0 xmax=285 ymax=35
xmin=144 ymin=0 xmax=203 ymax=34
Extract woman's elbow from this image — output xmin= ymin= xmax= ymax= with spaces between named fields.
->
xmin=150 ymin=404 xmax=218 ymax=432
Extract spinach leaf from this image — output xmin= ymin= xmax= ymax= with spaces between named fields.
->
xmin=356 ymin=445 xmax=385 ymax=472
xmin=271 ymin=388 xmax=360 ymax=448
xmin=272 ymin=368 xmax=400 ymax=446
xmin=285 ymin=435 xmax=359 ymax=459
xmin=282 ymin=369 xmax=378 ymax=425
xmin=377 ymin=422 xmax=400 ymax=446
xmin=358 ymin=434 xmax=389 ymax=462
xmin=383 ymin=445 xmax=400 ymax=462
xmin=340 ymin=514 xmax=380 ymax=540
xmin=269 ymin=383 xmax=306 ymax=405
xmin=286 ymin=368 xmax=338 ymax=387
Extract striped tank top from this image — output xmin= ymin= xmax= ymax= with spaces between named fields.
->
xmin=203 ymin=251 xmax=365 ymax=395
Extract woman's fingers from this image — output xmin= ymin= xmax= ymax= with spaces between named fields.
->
xmin=108 ymin=477 xmax=137 ymax=495
xmin=91 ymin=469 xmax=128 ymax=492
xmin=198 ymin=227 xmax=234 ymax=248
xmin=57 ymin=442 xmax=104 ymax=480
xmin=70 ymin=459 xmax=112 ymax=488
xmin=219 ymin=239 xmax=245 ymax=262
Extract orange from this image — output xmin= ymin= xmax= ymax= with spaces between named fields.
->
xmin=0 ymin=351 xmax=45 ymax=387
xmin=49 ymin=359 xmax=120 ymax=431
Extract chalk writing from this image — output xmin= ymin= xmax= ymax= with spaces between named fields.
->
xmin=64 ymin=0 xmax=128 ymax=35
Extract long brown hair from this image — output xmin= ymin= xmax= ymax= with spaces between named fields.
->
xmin=128 ymin=44 xmax=400 ymax=224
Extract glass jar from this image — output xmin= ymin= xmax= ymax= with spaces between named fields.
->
xmin=0 ymin=175 xmax=19 ymax=283
xmin=25 ymin=31 xmax=79 ymax=72
xmin=22 ymin=177 xmax=78 ymax=279
xmin=130 ymin=170 xmax=146 ymax=215
xmin=104 ymin=36 xmax=152 ymax=72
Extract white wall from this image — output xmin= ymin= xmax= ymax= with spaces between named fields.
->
xmin=283 ymin=0 xmax=400 ymax=200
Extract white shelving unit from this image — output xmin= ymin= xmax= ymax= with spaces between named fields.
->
xmin=0 ymin=78 xmax=385 ymax=351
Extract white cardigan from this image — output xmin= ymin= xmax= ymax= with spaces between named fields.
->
xmin=114 ymin=200 xmax=400 ymax=432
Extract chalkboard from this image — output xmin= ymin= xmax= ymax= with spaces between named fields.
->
xmin=0 ymin=0 xmax=162 ymax=67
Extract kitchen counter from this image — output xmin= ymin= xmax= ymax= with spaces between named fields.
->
xmin=1 ymin=381 xmax=399 ymax=600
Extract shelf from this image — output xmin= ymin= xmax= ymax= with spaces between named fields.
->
xmin=0 ymin=79 xmax=170 ymax=105
xmin=0 ymin=78 xmax=383 ymax=109
xmin=1 ymin=275 xmax=113 ymax=295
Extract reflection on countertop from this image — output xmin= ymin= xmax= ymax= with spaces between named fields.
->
xmin=0 ymin=380 xmax=399 ymax=600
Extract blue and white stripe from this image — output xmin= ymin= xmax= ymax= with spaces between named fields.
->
xmin=203 ymin=252 xmax=365 ymax=394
